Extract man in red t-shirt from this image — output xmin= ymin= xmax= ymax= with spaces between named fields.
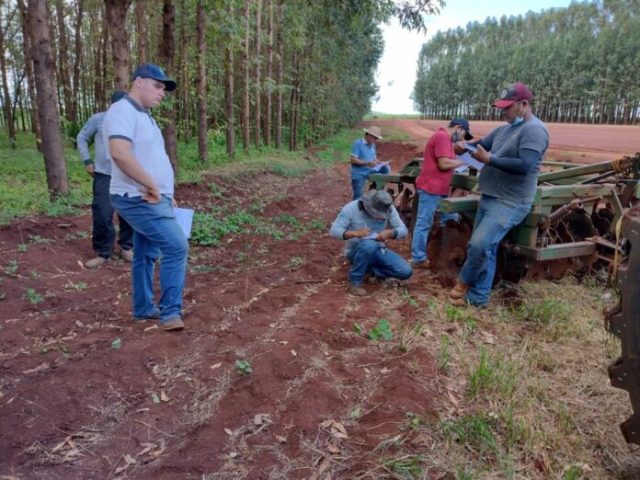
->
xmin=411 ymin=118 xmax=473 ymax=267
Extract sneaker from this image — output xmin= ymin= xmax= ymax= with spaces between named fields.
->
xmin=449 ymin=280 xmax=469 ymax=300
xmin=161 ymin=317 xmax=185 ymax=331
xmin=348 ymin=284 xmax=367 ymax=296
xmin=120 ymin=249 xmax=134 ymax=262
xmin=85 ymin=256 xmax=109 ymax=269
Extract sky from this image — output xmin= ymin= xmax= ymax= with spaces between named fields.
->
xmin=372 ymin=0 xmax=575 ymax=114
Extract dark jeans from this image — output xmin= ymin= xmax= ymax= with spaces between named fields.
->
xmin=92 ymin=172 xmax=133 ymax=258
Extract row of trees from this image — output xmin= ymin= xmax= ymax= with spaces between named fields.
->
xmin=412 ymin=0 xmax=640 ymax=124
xmin=2 ymin=0 xmax=442 ymax=197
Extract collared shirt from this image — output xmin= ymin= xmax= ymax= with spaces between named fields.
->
xmin=415 ymin=127 xmax=455 ymax=196
xmin=103 ymin=95 xmax=175 ymax=197
xmin=76 ymin=112 xmax=110 ymax=175
xmin=329 ymin=200 xmax=408 ymax=257
xmin=350 ymin=137 xmax=377 ymax=179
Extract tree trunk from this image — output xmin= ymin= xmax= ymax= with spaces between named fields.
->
xmin=69 ymin=0 xmax=84 ymax=124
xmin=17 ymin=0 xmax=42 ymax=150
xmin=54 ymin=0 xmax=73 ymax=121
xmin=196 ymin=0 xmax=207 ymax=162
xmin=135 ymin=0 xmax=146 ymax=64
xmin=253 ymin=0 xmax=261 ymax=148
xmin=27 ymin=0 xmax=68 ymax=197
xmin=264 ymin=0 xmax=273 ymax=146
xmin=275 ymin=0 xmax=283 ymax=149
xmin=224 ymin=5 xmax=235 ymax=159
xmin=105 ymin=0 xmax=132 ymax=91
xmin=242 ymin=0 xmax=250 ymax=151
xmin=158 ymin=0 xmax=178 ymax=172
xmin=0 ymin=0 xmax=16 ymax=147
xmin=178 ymin=0 xmax=188 ymax=141
xmin=289 ymin=50 xmax=299 ymax=151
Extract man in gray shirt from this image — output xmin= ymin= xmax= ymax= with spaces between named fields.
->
xmin=449 ymin=82 xmax=549 ymax=307
xmin=77 ymin=91 xmax=133 ymax=269
xmin=330 ymin=190 xmax=412 ymax=296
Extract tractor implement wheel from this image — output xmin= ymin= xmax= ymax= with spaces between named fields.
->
xmin=605 ymin=206 xmax=640 ymax=445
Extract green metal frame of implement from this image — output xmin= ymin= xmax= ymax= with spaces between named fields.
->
xmin=369 ymin=153 xmax=640 ymax=271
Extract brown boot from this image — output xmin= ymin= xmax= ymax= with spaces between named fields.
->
xmin=449 ymin=280 xmax=469 ymax=300
xmin=348 ymin=284 xmax=367 ymax=297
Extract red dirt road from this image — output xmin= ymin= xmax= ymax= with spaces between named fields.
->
xmin=371 ymin=118 xmax=640 ymax=163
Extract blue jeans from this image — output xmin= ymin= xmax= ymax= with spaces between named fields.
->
xmin=92 ymin=173 xmax=133 ymax=258
xmin=346 ymin=239 xmax=413 ymax=286
xmin=110 ymin=194 xmax=189 ymax=323
xmin=459 ymin=195 xmax=530 ymax=306
xmin=351 ymin=164 xmax=390 ymax=200
xmin=411 ymin=190 xmax=459 ymax=263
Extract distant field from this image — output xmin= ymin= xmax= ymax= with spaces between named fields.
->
xmin=366 ymin=118 xmax=640 ymax=163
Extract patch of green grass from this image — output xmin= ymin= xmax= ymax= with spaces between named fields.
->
xmin=286 ymin=256 xmax=304 ymax=270
xmin=4 ymin=260 xmax=18 ymax=277
xmin=17 ymin=244 xmax=28 ymax=252
xmin=191 ymin=210 xmax=259 ymax=246
xmin=513 ymin=298 xmax=573 ymax=339
xmin=367 ymin=319 xmax=393 ymax=341
xmin=23 ymin=288 xmax=44 ymax=305
xmin=65 ymin=281 xmax=88 ymax=291
xmin=235 ymin=359 xmax=252 ymax=376
xmin=437 ymin=335 xmax=451 ymax=372
xmin=28 ymin=234 xmax=52 ymax=244
xmin=441 ymin=413 xmax=498 ymax=459
xmin=383 ymin=454 xmax=425 ymax=478
xmin=467 ymin=347 xmax=519 ymax=399
xmin=0 ymin=132 xmax=92 ymax=225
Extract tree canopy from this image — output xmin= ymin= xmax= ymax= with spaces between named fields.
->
xmin=412 ymin=0 xmax=640 ymax=124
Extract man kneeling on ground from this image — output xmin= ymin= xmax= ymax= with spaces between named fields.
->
xmin=330 ymin=190 xmax=413 ymax=296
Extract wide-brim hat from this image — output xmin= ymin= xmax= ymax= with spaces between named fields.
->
xmin=363 ymin=126 xmax=383 ymax=139
xmin=361 ymin=190 xmax=393 ymax=219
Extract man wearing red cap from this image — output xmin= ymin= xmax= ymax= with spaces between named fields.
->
xmin=449 ymin=82 xmax=549 ymax=307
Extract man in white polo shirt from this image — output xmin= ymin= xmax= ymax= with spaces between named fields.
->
xmin=104 ymin=64 xmax=188 ymax=332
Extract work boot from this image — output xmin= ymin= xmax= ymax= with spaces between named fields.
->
xmin=410 ymin=259 xmax=431 ymax=270
xmin=120 ymin=249 xmax=134 ymax=262
xmin=85 ymin=256 xmax=109 ymax=269
xmin=348 ymin=284 xmax=367 ymax=297
xmin=449 ymin=280 xmax=469 ymax=300
xmin=449 ymin=296 xmax=468 ymax=307
xmin=161 ymin=317 xmax=185 ymax=331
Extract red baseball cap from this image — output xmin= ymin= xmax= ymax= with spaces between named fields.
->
xmin=493 ymin=82 xmax=533 ymax=109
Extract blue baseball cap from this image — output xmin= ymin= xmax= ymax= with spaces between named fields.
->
xmin=449 ymin=118 xmax=473 ymax=140
xmin=131 ymin=64 xmax=177 ymax=92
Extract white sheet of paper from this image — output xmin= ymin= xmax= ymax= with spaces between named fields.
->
xmin=371 ymin=161 xmax=389 ymax=172
xmin=457 ymin=152 xmax=484 ymax=171
xmin=363 ymin=233 xmax=378 ymax=240
xmin=174 ymin=207 xmax=194 ymax=238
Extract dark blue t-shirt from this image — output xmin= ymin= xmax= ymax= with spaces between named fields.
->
xmin=478 ymin=116 xmax=549 ymax=203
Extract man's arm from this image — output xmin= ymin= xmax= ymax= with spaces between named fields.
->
xmin=109 ymin=138 xmax=161 ymax=203
xmin=350 ymin=154 xmax=378 ymax=167
xmin=376 ymin=207 xmax=408 ymax=241
xmin=437 ymin=156 xmax=464 ymax=170
xmin=77 ymin=116 xmax=99 ymax=175
xmin=329 ymin=205 xmax=369 ymax=240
